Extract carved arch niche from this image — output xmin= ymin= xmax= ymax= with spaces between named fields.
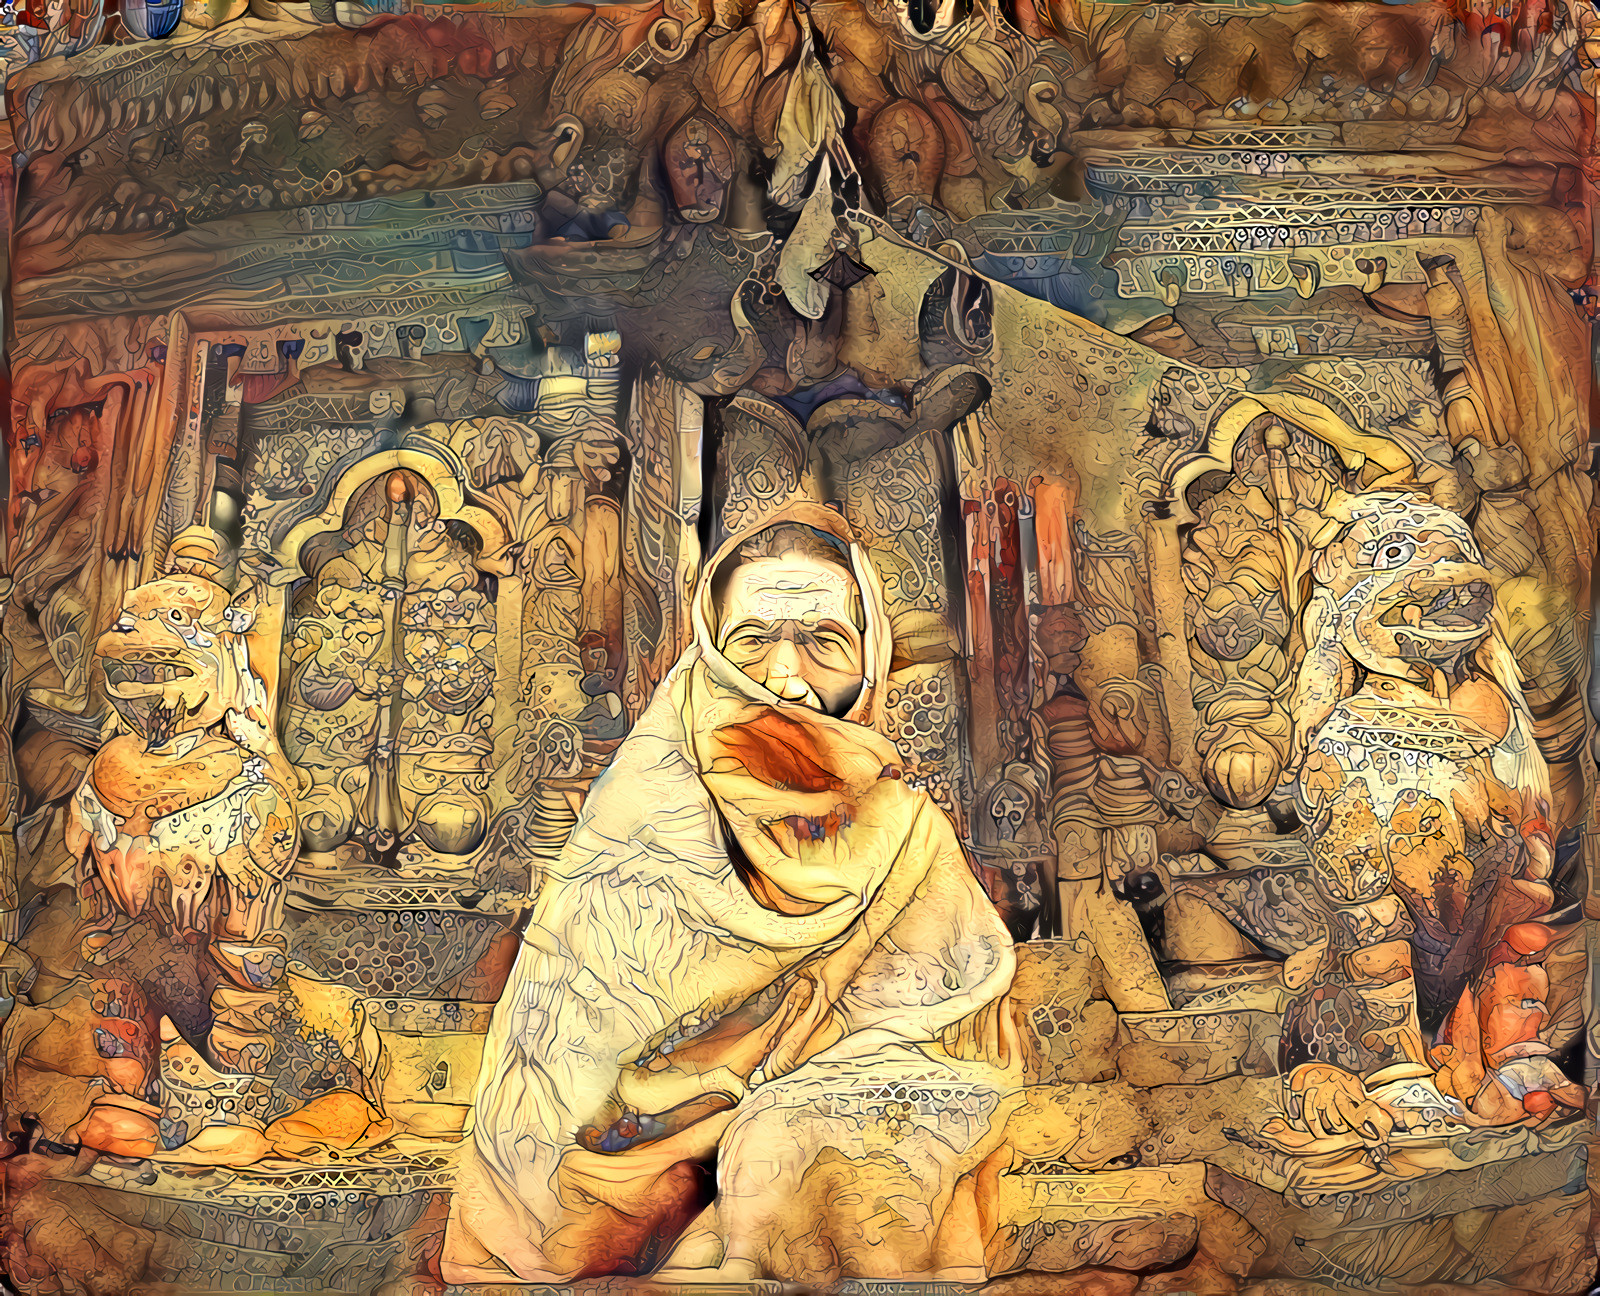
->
xmin=273 ymin=442 xmax=511 ymax=874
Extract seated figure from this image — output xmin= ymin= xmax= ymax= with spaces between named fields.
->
xmin=445 ymin=503 xmax=1024 ymax=1285
xmin=27 ymin=528 xmax=385 ymax=1166
xmin=1170 ymin=492 xmax=1587 ymax=1151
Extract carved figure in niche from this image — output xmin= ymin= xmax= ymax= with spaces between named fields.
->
xmin=448 ymin=351 xmax=629 ymax=892
xmin=1036 ymin=521 xmax=1179 ymax=1009
xmin=452 ymin=344 xmax=627 ymax=777
xmin=976 ymin=763 xmax=1048 ymax=848
xmin=1185 ymin=421 xmax=1345 ymax=816
xmin=284 ymin=469 xmax=496 ymax=871
xmin=1269 ymin=492 xmax=1580 ymax=1140
xmin=446 ymin=504 xmax=1023 ymax=1286
xmin=969 ymin=762 xmax=1051 ymax=941
xmin=663 ymin=115 xmax=736 ymax=224
xmin=36 ymin=528 xmax=382 ymax=1164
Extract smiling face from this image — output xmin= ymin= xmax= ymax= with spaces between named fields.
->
xmin=718 ymin=556 xmax=865 ymax=716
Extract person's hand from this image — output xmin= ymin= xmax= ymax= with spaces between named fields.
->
xmin=623 ymin=968 xmax=837 ymax=1096
xmin=757 ymin=970 xmax=844 ymax=1082
xmin=1290 ymin=1063 xmax=1396 ymax=1141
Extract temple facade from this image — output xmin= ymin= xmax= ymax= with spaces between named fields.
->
xmin=0 ymin=0 xmax=1595 ymax=1290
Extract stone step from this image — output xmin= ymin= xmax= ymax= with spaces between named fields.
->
xmin=91 ymin=1156 xmax=1234 ymax=1295
xmin=1207 ymin=1120 xmax=1592 ymax=1293
xmin=157 ymin=997 xmax=490 ymax=1151
xmin=277 ymin=912 xmax=1284 ymax=1096
xmin=1013 ymin=940 xmax=1283 ymax=1086
xmin=365 ymin=998 xmax=492 ymax=1138
xmin=84 ymin=1123 xmax=1590 ymax=1295
xmin=75 ymin=1057 xmax=1592 ymax=1296
xmin=161 ymin=943 xmax=1283 ymax=1156
xmin=446 ymin=1286 xmax=960 ymax=1295
xmin=83 ymin=1146 xmax=456 ymax=1295
xmin=100 ymin=944 xmax=1295 ymax=1295
xmin=287 ymin=869 xmax=523 ymax=917
xmin=1116 ymin=1008 xmax=1281 ymax=1086
xmin=998 ymin=1162 xmax=1248 ymax=1278
xmin=281 ymin=868 xmax=523 ymax=1002
xmin=1005 ymin=1076 xmax=1283 ymax=1176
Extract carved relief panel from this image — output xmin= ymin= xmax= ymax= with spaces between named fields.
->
xmin=280 ymin=459 xmax=502 ymax=872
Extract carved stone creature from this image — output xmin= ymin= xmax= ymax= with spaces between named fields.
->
xmin=53 ymin=527 xmax=382 ymax=1162
xmin=70 ymin=530 xmax=297 ymax=941
xmin=1278 ymin=491 xmax=1577 ymax=1134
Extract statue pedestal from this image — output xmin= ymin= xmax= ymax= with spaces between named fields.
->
xmin=30 ymin=940 xmax=1594 ymax=1295
xmin=1206 ymin=1126 xmax=1592 ymax=1294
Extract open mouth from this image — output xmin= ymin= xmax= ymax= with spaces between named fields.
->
xmin=106 ymin=687 xmax=209 ymax=750
xmin=103 ymin=657 xmax=196 ymax=688
xmin=1378 ymin=581 xmax=1492 ymax=633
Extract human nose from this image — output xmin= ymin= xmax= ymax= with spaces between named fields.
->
xmin=762 ymin=640 xmax=812 ymax=701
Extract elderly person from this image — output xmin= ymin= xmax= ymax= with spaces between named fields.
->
xmin=445 ymin=503 xmax=1023 ymax=1284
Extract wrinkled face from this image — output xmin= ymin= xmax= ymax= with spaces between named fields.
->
xmin=1314 ymin=496 xmax=1495 ymax=672
xmin=718 ymin=556 xmax=864 ymax=716
xmin=98 ymin=574 xmax=235 ymax=745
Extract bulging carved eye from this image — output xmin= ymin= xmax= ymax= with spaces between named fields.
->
xmin=168 ymin=608 xmax=186 ymax=623
xmin=1369 ymin=534 xmax=1416 ymax=570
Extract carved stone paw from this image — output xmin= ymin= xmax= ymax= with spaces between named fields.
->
xmin=1289 ymin=1062 xmax=1396 ymax=1141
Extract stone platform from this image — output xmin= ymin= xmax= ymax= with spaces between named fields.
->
xmin=23 ymin=936 xmax=1589 ymax=1295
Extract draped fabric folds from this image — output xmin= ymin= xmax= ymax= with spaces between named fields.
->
xmin=445 ymin=502 xmax=1023 ymax=1284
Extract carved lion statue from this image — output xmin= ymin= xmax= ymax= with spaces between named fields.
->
xmin=40 ymin=527 xmax=385 ymax=1166
xmin=1278 ymin=490 xmax=1580 ymax=1134
xmin=68 ymin=527 xmax=297 ymax=942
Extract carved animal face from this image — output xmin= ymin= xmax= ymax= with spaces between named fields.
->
xmin=1312 ymin=493 xmax=1495 ymax=673
xmin=98 ymin=572 xmax=251 ymax=746
xmin=987 ymin=780 xmax=1028 ymax=843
